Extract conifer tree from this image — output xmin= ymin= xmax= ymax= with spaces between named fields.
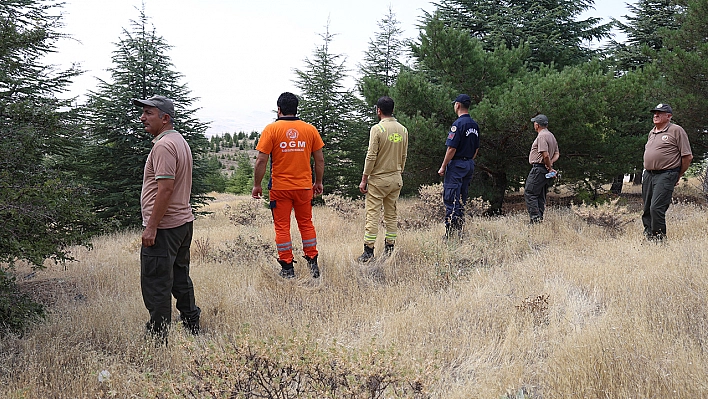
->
xmin=79 ymin=6 xmax=217 ymax=229
xmin=610 ymin=0 xmax=684 ymax=71
xmin=431 ymin=0 xmax=611 ymax=69
xmin=294 ymin=23 xmax=368 ymax=197
xmin=0 ymin=0 xmax=96 ymax=268
xmin=358 ymin=6 xmax=406 ymax=107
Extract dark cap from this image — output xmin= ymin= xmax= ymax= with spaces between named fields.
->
xmin=650 ymin=103 xmax=672 ymax=114
xmin=453 ymin=94 xmax=471 ymax=105
xmin=133 ymin=95 xmax=175 ymax=118
xmin=531 ymin=114 xmax=549 ymax=125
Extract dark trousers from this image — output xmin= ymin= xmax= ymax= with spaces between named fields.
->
xmin=443 ymin=158 xmax=475 ymax=228
xmin=642 ymin=169 xmax=678 ymax=239
xmin=140 ymin=221 xmax=200 ymax=335
xmin=525 ymin=166 xmax=550 ymax=222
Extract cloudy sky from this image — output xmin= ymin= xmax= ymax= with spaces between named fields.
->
xmin=47 ymin=0 xmax=629 ymax=136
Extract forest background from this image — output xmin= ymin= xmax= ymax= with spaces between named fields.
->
xmin=2 ymin=0 xmax=708 ymax=395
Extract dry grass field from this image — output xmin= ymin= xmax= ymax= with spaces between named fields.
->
xmin=2 ymin=182 xmax=707 ymax=398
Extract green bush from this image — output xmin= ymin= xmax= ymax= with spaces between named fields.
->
xmin=0 ymin=269 xmax=45 ymax=337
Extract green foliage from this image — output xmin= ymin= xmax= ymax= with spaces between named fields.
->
xmin=609 ymin=0 xmax=684 ymax=71
xmin=294 ymin=23 xmax=369 ymax=197
xmin=657 ymin=0 xmax=708 ymax=155
xmin=474 ymin=62 xmax=658 ymax=209
xmin=358 ymin=6 xmax=406 ymax=107
xmin=77 ymin=6 xmax=217 ymax=230
xmin=0 ymin=269 xmax=45 ymax=337
xmin=202 ymin=156 xmax=227 ymax=193
xmin=226 ymin=153 xmax=254 ymax=194
xmin=430 ymin=0 xmax=612 ymax=69
xmin=0 ymin=0 xmax=98 ymax=267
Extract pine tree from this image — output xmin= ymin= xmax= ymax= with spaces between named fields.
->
xmin=358 ymin=6 xmax=406 ymax=107
xmin=431 ymin=0 xmax=611 ymax=69
xmin=79 ymin=6 xmax=217 ymax=229
xmin=610 ymin=0 xmax=684 ymax=71
xmin=294 ymin=23 xmax=368 ymax=197
xmin=0 ymin=0 xmax=96 ymax=268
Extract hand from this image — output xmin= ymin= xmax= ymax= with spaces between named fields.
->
xmin=142 ymin=226 xmax=157 ymax=247
xmin=252 ymin=185 xmax=262 ymax=199
xmin=313 ymin=182 xmax=324 ymax=196
xmin=359 ymin=181 xmax=368 ymax=194
xmin=438 ymin=166 xmax=445 ymax=177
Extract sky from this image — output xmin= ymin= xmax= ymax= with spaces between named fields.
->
xmin=46 ymin=0 xmax=630 ymax=136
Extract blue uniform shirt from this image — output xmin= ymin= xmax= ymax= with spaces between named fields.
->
xmin=445 ymin=114 xmax=480 ymax=158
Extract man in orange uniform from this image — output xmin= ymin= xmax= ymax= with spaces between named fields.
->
xmin=252 ymin=92 xmax=325 ymax=278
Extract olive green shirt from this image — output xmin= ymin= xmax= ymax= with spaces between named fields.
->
xmin=363 ymin=117 xmax=409 ymax=179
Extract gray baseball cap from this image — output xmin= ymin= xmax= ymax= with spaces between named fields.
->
xmin=531 ymin=114 xmax=549 ymax=125
xmin=650 ymin=103 xmax=673 ymax=114
xmin=133 ymin=95 xmax=175 ymax=118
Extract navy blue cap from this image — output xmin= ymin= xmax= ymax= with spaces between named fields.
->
xmin=650 ymin=103 xmax=672 ymax=114
xmin=453 ymin=94 xmax=471 ymax=104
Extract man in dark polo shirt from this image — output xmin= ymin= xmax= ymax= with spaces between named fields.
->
xmin=642 ymin=103 xmax=693 ymax=241
xmin=438 ymin=94 xmax=480 ymax=238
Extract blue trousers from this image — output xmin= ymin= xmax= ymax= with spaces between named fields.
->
xmin=443 ymin=159 xmax=475 ymax=228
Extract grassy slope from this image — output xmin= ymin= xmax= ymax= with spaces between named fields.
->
xmin=1 ymin=183 xmax=707 ymax=398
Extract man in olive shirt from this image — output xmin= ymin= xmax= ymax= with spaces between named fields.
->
xmin=642 ymin=103 xmax=693 ymax=241
xmin=357 ymin=96 xmax=408 ymax=262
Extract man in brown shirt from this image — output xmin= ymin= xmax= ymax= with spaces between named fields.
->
xmin=134 ymin=95 xmax=200 ymax=341
xmin=525 ymin=114 xmax=559 ymax=223
xmin=642 ymin=103 xmax=693 ymax=241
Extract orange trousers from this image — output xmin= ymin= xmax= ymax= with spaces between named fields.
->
xmin=269 ymin=189 xmax=318 ymax=263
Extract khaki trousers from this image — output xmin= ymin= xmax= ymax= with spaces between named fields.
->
xmin=364 ymin=174 xmax=402 ymax=246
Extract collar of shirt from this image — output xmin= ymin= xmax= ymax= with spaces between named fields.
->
xmin=651 ymin=122 xmax=672 ymax=134
xmin=152 ymin=129 xmax=177 ymax=144
xmin=276 ymin=116 xmax=300 ymax=121
xmin=380 ymin=116 xmax=397 ymax=122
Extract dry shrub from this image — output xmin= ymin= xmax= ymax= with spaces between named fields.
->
xmin=216 ymin=234 xmax=274 ymax=263
xmin=322 ymin=193 xmax=364 ymax=218
xmin=225 ymin=199 xmax=270 ymax=226
xmin=571 ymin=198 xmax=634 ymax=236
xmin=193 ymin=237 xmax=214 ymax=263
xmin=173 ymin=334 xmax=430 ymax=399
xmin=516 ymin=294 xmax=550 ymax=326
xmin=401 ymin=183 xmax=489 ymax=230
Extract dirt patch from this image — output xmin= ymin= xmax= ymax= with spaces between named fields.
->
xmin=16 ymin=276 xmax=85 ymax=308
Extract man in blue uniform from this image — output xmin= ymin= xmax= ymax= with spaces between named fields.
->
xmin=438 ymin=94 xmax=480 ymax=238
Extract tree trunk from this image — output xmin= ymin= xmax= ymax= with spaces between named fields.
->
xmin=486 ymin=172 xmax=507 ymax=215
xmin=610 ymin=174 xmax=624 ymax=195
xmin=633 ymin=171 xmax=642 ymax=185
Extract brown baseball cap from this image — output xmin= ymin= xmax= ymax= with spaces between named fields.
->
xmin=133 ymin=95 xmax=175 ymax=118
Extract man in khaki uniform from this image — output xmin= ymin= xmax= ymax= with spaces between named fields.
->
xmin=642 ymin=103 xmax=693 ymax=241
xmin=357 ymin=96 xmax=408 ymax=262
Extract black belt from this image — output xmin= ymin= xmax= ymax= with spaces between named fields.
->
xmin=452 ymin=157 xmax=472 ymax=161
xmin=646 ymin=167 xmax=680 ymax=174
xmin=532 ymin=163 xmax=547 ymax=168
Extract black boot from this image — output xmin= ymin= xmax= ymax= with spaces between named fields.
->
xmin=277 ymin=259 xmax=295 ymax=278
xmin=303 ymin=254 xmax=320 ymax=278
xmin=357 ymin=245 xmax=375 ymax=263
xmin=384 ymin=243 xmax=394 ymax=256
xmin=180 ymin=309 xmax=201 ymax=335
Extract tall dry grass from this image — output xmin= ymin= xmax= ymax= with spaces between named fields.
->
xmin=1 ymin=186 xmax=707 ymax=398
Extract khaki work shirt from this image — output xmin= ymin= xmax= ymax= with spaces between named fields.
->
xmin=363 ymin=117 xmax=409 ymax=180
xmin=643 ymin=123 xmax=692 ymax=171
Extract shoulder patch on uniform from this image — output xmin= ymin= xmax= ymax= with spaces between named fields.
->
xmin=448 ymin=132 xmax=455 ymax=140
xmin=450 ymin=125 xmax=457 ymax=133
